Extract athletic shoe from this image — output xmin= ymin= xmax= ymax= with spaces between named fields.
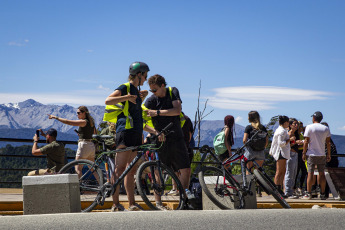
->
xmin=128 ymin=203 xmax=144 ymax=211
xmin=302 ymin=193 xmax=312 ymax=200
xmin=287 ymin=195 xmax=299 ymax=199
xmin=296 ymin=188 xmax=303 ymax=196
xmin=167 ymin=189 xmax=179 ymax=196
xmin=156 ymin=204 xmax=171 ymax=211
xmin=111 ymin=204 xmax=126 ymax=212
xmin=320 ymin=194 xmax=327 ymax=200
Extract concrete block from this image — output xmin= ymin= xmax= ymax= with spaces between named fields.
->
xmin=22 ymin=174 xmax=81 ymax=215
xmin=202 ymin=174 xmax=257 ymax=210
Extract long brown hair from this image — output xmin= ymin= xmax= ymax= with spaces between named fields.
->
xmin=248 ymin=110 xmax=261 ymax=130
xmin=224 ymin=115 xmax=235 ymax=146
xmin=78 ymin=106 xmax=95 ymax=128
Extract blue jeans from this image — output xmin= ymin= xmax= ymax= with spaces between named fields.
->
xmin=284 ymin=151 xmax=298 ymax=196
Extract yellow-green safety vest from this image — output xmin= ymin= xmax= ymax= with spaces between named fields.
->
xmin=103 ymin=82 xmax=133 ymax=129
xmin=142 ymin=87 xmax=185 ymax=128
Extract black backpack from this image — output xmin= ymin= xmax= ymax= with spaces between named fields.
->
xmin=249 ymin=127 xmax=267 ymax=151
xmin=186 ymin=177 xmax=203 ymax=210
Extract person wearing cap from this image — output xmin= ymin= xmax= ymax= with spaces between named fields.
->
xmin=28 ymin=128 xmax=65 ymax=176
xmin=302 ymin=111 xmax=331 ymax=200
xmin=104 ymin=62 xmax=163 ymax=212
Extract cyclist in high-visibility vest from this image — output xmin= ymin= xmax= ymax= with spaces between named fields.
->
xmin=104 ymin=62 xmax=162 ymax=212
xmin=143 ymin=74 xmax=191 ymax=198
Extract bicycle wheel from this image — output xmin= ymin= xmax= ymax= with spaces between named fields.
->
xmin=198 ymin=166 xmax=244 ymax=209
xmin=58 ymin=159 xmax=104 ymax=212
xmin=253 ymin=169 xmax=291 ymax=209
xmin=136 ymin=161 xmax=186 ymax=210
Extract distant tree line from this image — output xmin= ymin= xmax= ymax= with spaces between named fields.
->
xmin=0 ymin=144 xmax=76 ymax=188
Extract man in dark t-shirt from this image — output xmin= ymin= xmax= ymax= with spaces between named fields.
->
xmin=29 ymin=128 xmax=65 ymax=175
xmin=144 ymin=74 xmax=191 ymax=190
xmin=182 ymin=113 xmax=194 ymax=166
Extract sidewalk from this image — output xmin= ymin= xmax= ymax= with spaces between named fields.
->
xmin=1 ymin=188 xmax=344 ymax=215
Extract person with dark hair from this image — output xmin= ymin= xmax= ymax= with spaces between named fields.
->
xmin=144 ymin=74 xmax=191 ymax=199
xmin=243 ymin=111 xmax=268 ymax=172
xmin=294 ymin=121 xmax=307 ymax=196
xmin=270 ymin=115 xmax=295 ymax=195
xmin=218 ymin=115 xmax=235 ymax=162
xmin=48 ymin=106 xmax=97 ymax=167
xmin=104 ymin=62 xmax=162 ymax=211
xmin=182 ymin=113 xmax=195 ymax=166
xmin=302 ymin=111 xmax=331 ymax=200
xmin=284 ymin=118 xmax=301 ymax=198
xmin=29 ymin=128 xmax=65 ymax=176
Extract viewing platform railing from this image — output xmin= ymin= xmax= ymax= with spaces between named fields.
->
xmin=1 ymin=137 xmax=344 ymax=187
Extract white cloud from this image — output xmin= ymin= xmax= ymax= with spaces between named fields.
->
xmin=235 ymin=116 xmax=243 ymax=123
xmin=98 ymin=85 xmax=111 ymax=91
xmin=8 ymin=39 xmax=29 ymax=47
xmin=208 ymin=86 xmax=333 ymax=111
xmin=339 ymin=126 xmax=345 ymax=130
xmin=87 ymin=49 xmax=94 ymax=53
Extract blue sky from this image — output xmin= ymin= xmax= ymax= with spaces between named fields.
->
xmin=1 ymin=1 xmax=345 ymax=135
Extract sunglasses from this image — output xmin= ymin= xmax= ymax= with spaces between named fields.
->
xmin=77 ymin=111 xmax=83 ymax=115
xmin=150 ymin=89 xmax=158 ymax=93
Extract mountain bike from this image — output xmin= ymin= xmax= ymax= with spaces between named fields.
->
xmin=198 ymin=132 xmax=291 ymax=209
xmin=58 ymin=122 xmax=186 ymax=212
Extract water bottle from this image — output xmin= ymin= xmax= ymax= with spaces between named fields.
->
xmin=185 ymin=189 xmax=195 ymax=199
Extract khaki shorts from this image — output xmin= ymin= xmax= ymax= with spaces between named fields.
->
xmin=76 ymin=141 xmax=95 ymax=159
xmin=307 ymin=155 xmax=326 ymax=173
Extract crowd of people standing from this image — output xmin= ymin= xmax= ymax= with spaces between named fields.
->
xmin=30 ymin=61 xmax=339 ymax=212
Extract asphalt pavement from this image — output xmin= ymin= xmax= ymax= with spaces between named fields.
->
xmin=1 ymin=209 xmax=344 ymax=230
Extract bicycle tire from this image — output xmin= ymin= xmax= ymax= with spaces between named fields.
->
xmin=253 ymin=169 xmax=291 ymax=209
xmin=198 ymin=166 xmax=244 ymax=209
xmin=58 ymin=159 xmax=104 ymax=212
xmin=136 ymin=161 xmax=186 ymax=210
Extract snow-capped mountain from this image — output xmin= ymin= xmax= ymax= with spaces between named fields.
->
xmin=0 ymin=99 xmax=105 ymax=134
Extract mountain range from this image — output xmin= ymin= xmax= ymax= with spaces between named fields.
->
xmin=0 ymin=99 xmax=344 ymax=166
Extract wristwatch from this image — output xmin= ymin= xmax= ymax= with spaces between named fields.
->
xmin=157 ymin=110 xmax=160 ymax=116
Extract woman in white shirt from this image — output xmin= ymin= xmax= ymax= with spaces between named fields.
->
xmin=270 ymin=116 xmax=296 ymax=194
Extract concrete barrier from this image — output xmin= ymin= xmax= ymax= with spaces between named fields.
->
xmin=22 ymin=174 xmax=81 ymax=215
xmin=202 ymin=174 xmax=257 ymax=210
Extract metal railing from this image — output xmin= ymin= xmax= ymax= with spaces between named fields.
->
xmin=0 ymin=137 xmax=78 ymax=186
xmin=1 ymin=137 xmax=344 ymax=187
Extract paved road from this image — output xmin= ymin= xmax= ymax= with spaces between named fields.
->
xmin=1 ymin=209 xmax=344 ymax=230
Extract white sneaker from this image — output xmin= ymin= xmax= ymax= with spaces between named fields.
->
xmin=156 ymin=204 xmax=171 ymax=211
xmin=167 ymin=189 xmax=179 ymax=196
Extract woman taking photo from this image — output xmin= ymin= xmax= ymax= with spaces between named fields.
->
xmin=48 ymin=105 xmax=97 ymax=177
xmin=270 ymin=115 xmax=295 ymax=196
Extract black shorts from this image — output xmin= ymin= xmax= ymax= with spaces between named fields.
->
xmin=116 ymin=130 xmax=142 ymax=147
xmin=187 ymin=147 xmax=194 ymax=167
xmin=158 ymin=138 xmax=190 ymax=171
xmin=219 ymin=150 xmax=231 ymax=162
xmin=278 ymin=151 xmax=287 ymax=160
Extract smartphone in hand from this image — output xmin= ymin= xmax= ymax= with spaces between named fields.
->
xmin=36 ymin=130 xmax=40 ymax=137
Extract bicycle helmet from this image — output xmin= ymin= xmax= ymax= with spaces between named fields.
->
xmin=129 ymin=62 xmax=150 ymax=76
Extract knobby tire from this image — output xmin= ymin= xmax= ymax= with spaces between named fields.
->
xmin=253 ymin=169 xmax=291 ymax=209
xmin=136 ymin=161 xmax=186 ymax=210
xmin=58 ymin=159 xmax=104 ymax=212
xmin=198 ymin=166 xmax=244 ymax=209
